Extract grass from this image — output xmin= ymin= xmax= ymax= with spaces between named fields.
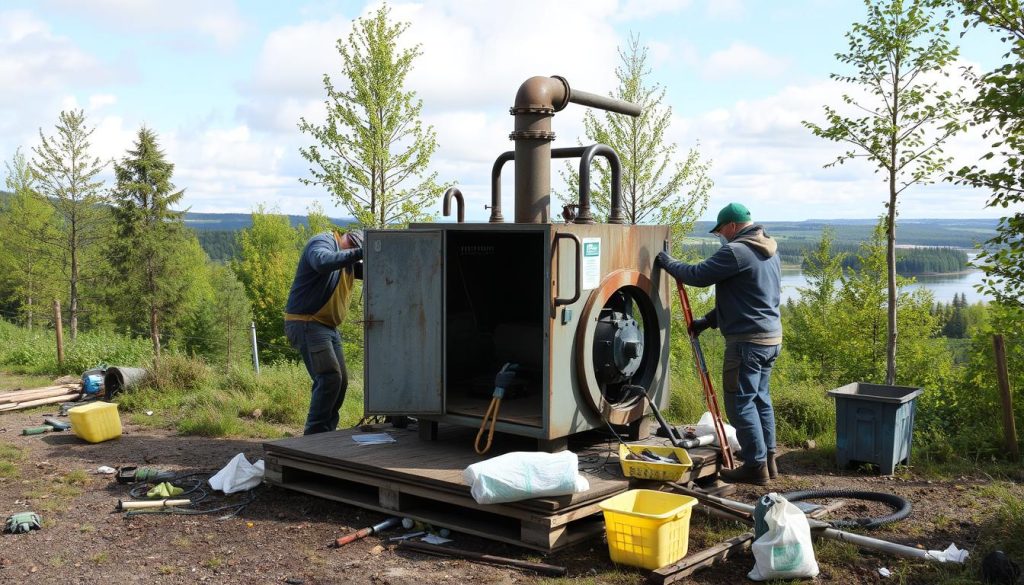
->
xmin=115 ymin=353 xmax=364 ymax=438
xmin=0 ymin=442 xmax=24 ymax=479
xmin=540 ymin=571 xmax=644 ymax=585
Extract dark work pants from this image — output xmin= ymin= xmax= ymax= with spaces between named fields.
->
xmin=722 ymin=341 xmax=780 ymax=468
xmin=285 ymin=320 xmax=347 ymax=435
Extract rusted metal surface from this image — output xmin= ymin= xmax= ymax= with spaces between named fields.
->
xmin=509 ymin=76 xmax=640 ymax=225
xmin=488 ymin=151 xmax=514 ymax=223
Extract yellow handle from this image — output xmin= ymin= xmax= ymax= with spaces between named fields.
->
xmin=474 ymin=396 xmax=502 ymax=455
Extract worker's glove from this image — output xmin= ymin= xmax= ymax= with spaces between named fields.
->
xmin=4 ymin=512 xmax=41 ymax=534
xmin=493 ymin=363 xmax=518 ymax=393
xmin=689 ymin=318 xmax=711 ymax=337
xmin=655 ymin=251 xmax=673 ymax=270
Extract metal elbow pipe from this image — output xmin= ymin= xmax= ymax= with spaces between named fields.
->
xmin=510 ymin=76 xmax=640 ymax=224
xmin=489 ymin=151 xmax=515 ymax=223
xmin=443 ymin=187 xmax=465 ymax=223
xmin=577 ymin=144 xmax=625 ymax=224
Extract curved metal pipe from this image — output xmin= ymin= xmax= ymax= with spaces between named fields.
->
xmin=577 ymin=144 xmax=624 ymax=224
xmin=442 ymin=187 xmax=465 ymax=223
xmin=509 ymin=76 xmax=640 ymax=224
xmin=489 ymin=151 xmax=515 ymax=223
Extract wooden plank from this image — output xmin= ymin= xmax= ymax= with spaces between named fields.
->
xmin=264 ymin=426 xmax=720 ymax=512
xmin=649 ymin=532 xmax=755 ymax=584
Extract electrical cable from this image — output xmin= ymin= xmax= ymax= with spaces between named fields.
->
xmin=120 ymin=470 xmax=257 ymax=520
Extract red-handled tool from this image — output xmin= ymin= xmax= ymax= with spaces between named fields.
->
xmin=676 ymin=281 xmax=736 ymax=470
xmin=331 ymin=517 xmax=401 ymax=548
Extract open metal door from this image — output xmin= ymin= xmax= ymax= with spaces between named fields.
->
xmin=364 ymin=230 xmax=444 ymax=415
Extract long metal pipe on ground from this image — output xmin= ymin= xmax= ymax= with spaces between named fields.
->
xmin=671 ymin=485 xmax=960 ymax=563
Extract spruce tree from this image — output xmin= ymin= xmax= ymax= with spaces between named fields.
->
xmin=109 ymin=127 xmax=189 ymax=356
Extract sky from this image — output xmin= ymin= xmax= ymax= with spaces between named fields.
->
xmin=0 ymin=0 xmax=1013 ymax=223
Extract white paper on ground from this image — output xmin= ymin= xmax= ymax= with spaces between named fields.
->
xmin=422 ymin=534 xmax=453 ymax=545
xmin=95 ymin=466 xmax=116 ymax=474
xmin=352 ymin=433 xmax=396 ymax=445
xmin=878 ymin=567 xmax=891 ymax=577
xmin=208 ymin=453 xmax=265 ymax=494
xmin=693 ymin=411 xmax=742 ymax=453
xmin=927 ymin=543 xmax=969 ymax=563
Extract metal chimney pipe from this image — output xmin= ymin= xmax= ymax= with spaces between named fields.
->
xmin=509 ymin=76 xmax=640 ymax=224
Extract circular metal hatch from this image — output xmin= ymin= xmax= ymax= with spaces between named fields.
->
xmin=574 ymin=269 xmax=666 ymax=425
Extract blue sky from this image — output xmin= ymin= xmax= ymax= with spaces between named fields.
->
xmin=0 ymin=0 xmax=1012 ymax=222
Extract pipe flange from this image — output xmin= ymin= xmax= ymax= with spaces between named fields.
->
xmin=508 ymin=130 xmax=556 ymax=141
xmin=509 ymin=106 xmax=555 ymax=115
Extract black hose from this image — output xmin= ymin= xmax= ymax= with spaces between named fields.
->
xmin=781 ymin=489 xmax=912 ymax=529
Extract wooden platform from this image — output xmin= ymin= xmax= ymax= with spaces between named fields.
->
xmin=263 ymin=424 xmax=719 ymax=552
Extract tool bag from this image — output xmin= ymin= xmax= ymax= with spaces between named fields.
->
xmin=748 ymin=493 xmax=819 ymax=581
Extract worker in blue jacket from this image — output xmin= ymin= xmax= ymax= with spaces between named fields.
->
xmin=284 ymin=229 xmax=364 ymax=435
xmin=655 ymin=203 xmax=782 ymax=485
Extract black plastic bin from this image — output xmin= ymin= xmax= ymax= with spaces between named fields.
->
xmin=828 ymin=382 xmax=923 ymax=475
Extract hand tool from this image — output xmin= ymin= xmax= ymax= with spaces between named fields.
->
xmin=675 ymin=280 xmax=735 ymax=469
xmin=331 ymin=517 xmax=401 ymax=548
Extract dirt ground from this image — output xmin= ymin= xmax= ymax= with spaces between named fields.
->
xmin=0 ymin=399 xmax=1016 ymax=584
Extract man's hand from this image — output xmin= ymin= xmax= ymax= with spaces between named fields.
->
xmin=688 ymin=317 xmax=710 ymax=337
xmin=655 ymin=251 xmax=673 ymax=270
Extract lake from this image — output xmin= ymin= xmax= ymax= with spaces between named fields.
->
xmin=780 ymin=267 xmax=991 ymax=304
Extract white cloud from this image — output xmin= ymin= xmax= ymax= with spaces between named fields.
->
xmin=702 ymin=42 xmax=789 ymax=79
xmin=41 ymin=0 xmax=246 ymax=47
xmin=617 ymin=0 xmax=692 ymax=20
xmin=671 ymin=74 xmax=998 ymax=221
xmin=706 ymin=0 xmax=745 ymax=20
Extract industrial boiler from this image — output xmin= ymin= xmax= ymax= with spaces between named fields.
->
xmin=362 ymin=75 xmax=672 ymax=451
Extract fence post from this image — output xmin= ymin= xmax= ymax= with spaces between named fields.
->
xmin=53 ymin=299 xmax=64 ymax=369
xmin=993 ymin=334 xmax=1019 ymax=461
xmin=250 ymin=321 xmax=260 ymax=375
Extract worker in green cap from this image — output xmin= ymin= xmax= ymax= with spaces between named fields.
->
xmin=655 ymin=203 xmax=782 ymax=485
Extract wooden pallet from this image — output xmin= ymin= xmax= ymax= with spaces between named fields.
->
xmin=263 ymin=425 xmax=719 ymax=552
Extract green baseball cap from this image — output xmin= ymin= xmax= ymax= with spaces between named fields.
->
xmin=710 ymin=202 xmax=752 ymax=233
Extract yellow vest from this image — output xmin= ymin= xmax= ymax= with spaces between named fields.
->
xmin=284 ymin=231 xmax=356 ymax=328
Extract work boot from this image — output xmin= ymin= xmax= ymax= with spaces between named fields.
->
xmin=719 ymin=462 xmax=769 ymax=486
xmin=767 ymin=450 xmax=778 ymax=480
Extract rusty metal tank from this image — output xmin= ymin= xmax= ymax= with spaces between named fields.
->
xmin=362 ymin=76 xmax=672 ymax=450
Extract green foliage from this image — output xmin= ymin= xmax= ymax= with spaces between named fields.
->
xmin=951 ymin=1 xmax=1024 ymax=307
xmin=558 ymin=34 xmax=711 ymax=242
xmin=194 ymin=230 xmax=239 ymax=261
xmin=108 ymin=127 xmax=191 ymax=355
xmin=805 ymin=0 xmax=966 ymax=384
xmin=0 ymin=148 xmax=62 ymax=329
xmin=298 ymin=4 xmax=446 ymax=228
xmin=176 ymin=262 xmax=253 ymax=365
xmin=31 ymin=109 xmax=111 ymax=339
xmin=232 ymin=206 xmax=301 ymax=363
xmin=0 ymin=319 xmax=150 ymax=374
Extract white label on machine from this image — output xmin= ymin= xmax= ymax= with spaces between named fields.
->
xmin=581 ymin=237 xmax=601 ymax=290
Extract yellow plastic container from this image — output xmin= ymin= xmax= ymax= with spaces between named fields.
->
xmin=68 ymin=401 xmax=122 ymax=443
xmin=618 ymin=444 xmax=693 ymax=482
xmin=599 ymin=489 xmax=697 ymax=570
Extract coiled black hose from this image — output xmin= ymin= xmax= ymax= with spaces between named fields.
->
xmin=781 ymin=489 xmax=912 ymax=529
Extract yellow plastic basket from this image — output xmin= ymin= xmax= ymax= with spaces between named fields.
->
xmin=599 ymin=489 xmax=697 ymax=570
xmin=618 ymin=444 xmax=693 ymax=482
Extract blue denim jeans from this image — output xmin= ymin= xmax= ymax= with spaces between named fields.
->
xmin=722 ymin=341 xmax=780 ymax=468
xmin=285 ymin=321 xmax=348 ymax=435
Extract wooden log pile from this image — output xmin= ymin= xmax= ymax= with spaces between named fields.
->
xmin=0 ymin=383 xmax=80 ymax=412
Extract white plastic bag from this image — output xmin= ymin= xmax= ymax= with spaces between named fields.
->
xmin=694 ymin=411 xmax=741 ymax=453
xmin=208 ymin=453 xmax=265 ymax=494
xmin=463 ymin=451 xmax=590 ymax=504
xmin=748 ymin=493 xmax=819 ymax=581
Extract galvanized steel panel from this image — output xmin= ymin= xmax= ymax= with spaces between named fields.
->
xmin=364 ymin=230 xmax=444 ymax=415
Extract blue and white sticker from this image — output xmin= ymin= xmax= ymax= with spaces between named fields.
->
xmin=582 ymin=237 xmax=601 ymax=290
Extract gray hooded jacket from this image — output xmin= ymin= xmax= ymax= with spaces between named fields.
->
xmin=662 ymin=224 xmax=782 ymax=343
